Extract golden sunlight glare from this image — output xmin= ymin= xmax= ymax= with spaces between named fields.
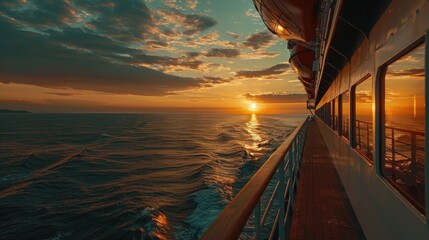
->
xmin=250 ymin=102 xmax=257 ymax=112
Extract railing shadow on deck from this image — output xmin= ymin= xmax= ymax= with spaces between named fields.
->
xmin=200 ymin=117 xmax=310 ymax=240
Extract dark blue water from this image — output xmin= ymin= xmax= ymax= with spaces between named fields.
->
xmin=0 ymin=114 xmax=304 ymax=240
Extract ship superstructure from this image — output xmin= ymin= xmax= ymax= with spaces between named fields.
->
xmin=202 ymin=1 xmax=429 ymax=239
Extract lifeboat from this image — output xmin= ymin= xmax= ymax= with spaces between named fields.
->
xmin=252 ymin=0 xmax=319 ymax=43
xmin=289 ymin=43 xmax=315 ymax=99
xmin=252 ymin=0 xmax=319 ymax=100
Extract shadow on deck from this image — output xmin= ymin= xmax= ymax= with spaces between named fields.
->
xmin=289 ymin=121 xmax=366 ymax=240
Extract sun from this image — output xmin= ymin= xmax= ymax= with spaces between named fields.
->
xmin=250 ymin=102 xmax=257 ymax=112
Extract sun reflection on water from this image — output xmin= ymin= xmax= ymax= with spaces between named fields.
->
xmin=152 ymin=212 xmax=169 ymax=240
xmin=245 ymin=114 xmax=263 ymax=157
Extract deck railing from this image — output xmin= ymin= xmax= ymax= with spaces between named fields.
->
xmin=354 ymin=119 xmax=425 ymax=180
xmin=200 ymin=117 xmax=309 ymax=240
xmin=355 ymin=119 xmax=373 ymax=160
xmin=342 ymin=118 xmax=349 ymax=139
xmin=385 ymin=124 xmax=425 ymax=183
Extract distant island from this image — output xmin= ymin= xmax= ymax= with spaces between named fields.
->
xmin=0 ymin=109 xmax=31 ymax=114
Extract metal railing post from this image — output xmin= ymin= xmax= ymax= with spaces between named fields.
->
xmin=366 ymin=122 xmax=370 ymax=157
xmin=346 ymin=120 xmax=349 ymax=138
xmin=289 ymin=149 xmax=295 ymax=209
xmin=411 ymin=133 xmax=417 ymax=185
xmin=391 ymin=128 xmax=396 ymax=180
xmin=278 ymin=156 xmax=286 ymax=240
xmin=294 ymin=139 xmax=298 ymax=166
xmin=254 ymin=200 xmax=261 ymax=240
xmin=357 ymin=121 xmax=361 ymax=149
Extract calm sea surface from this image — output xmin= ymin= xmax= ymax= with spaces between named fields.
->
xmin=0 ymin=113 xmax=304 ymax=240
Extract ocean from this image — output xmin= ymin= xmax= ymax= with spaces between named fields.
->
xmin=0 ymin=113 xmax=304 ymax=240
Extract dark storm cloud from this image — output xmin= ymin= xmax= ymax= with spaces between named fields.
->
xmin=244 ymin=93 xmax=307 ymax=103
xmin=0 ymin=18 xmax=201 ymax=95
xmin=236 ymin=63 xmax=290 ymax=78
xmin=243 ymin=30 xmax=276 ymax=50
xmin=205 ymin=48 xmax=240 ymax=58
xmin=183 ymin=14 xmax=217 ymax=35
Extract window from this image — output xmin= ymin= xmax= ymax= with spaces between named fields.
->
xmin=333 ymin=99 xmax=339 ymax=131
xmin=332 ymin=100 xmax=335 ymax=129
xmin=324 ymin=102 xmax=331 ymax=126
xmin=341 ymin=91 xmax=350 ymax=140
xmin=354 ymin=76 xmax=373 ymax=161
xmin=382 ymin=43 xmax=426 ymax=213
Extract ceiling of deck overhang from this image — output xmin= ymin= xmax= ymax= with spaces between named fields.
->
xmin=316 ymin=0 xmax=392 ymax=104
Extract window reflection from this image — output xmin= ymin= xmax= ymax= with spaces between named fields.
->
xmin=354 ymin=77 xmax=373 ymax=161
xmin=333 ymin=99 xmax=339 ymax=131
xmin=341 ymin=91 xmax=350 ymax=140
xmin=383 ymin=43 xmax=426 ymax=213
xmin=324 ymin=102 xmax=331 ymax=126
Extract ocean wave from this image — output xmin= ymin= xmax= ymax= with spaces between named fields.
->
xmin=174 ymin=187 xmax=226 ymax=239
xmin=23 ymin=153 xmax=44 ymax=168
xmin=0 ymin=113 xmax=303 ymax=239
xmin=46 ymin=231 xmax=72 ymax=240
xmin=0 ymin=173 xmax=28 ymax=184
xmin=216 ymin=132 xmax=234 ymax=142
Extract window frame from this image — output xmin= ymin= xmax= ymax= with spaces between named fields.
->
xmin=332 ymin=99 xmax=336 ymax=130
xmin=352 ymin=74 xmax=373 ymax=164
xmin=340 ymin=90 xmax=350 ymax=142
xmin=378 ymin=37 xmax=427 ymax=215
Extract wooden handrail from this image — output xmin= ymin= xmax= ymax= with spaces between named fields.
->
xmin=355 ymin=119 xmax=425 ymax=136
xmin=200 ymin=117 xmax=308 ymax=240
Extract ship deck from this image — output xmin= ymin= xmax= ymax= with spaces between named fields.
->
xmin=289 ymin=121 xmax=365 ymax=240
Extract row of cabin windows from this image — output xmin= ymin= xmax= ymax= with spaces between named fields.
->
xmin=315 ymin=42 xmax=426 ymax=214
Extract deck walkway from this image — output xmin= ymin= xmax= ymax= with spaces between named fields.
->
xmin=289 ymin=122 xmax=365 ymax=240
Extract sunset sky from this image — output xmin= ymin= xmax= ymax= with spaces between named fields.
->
xmin=0 ymin=0 xmax=307 ymax=113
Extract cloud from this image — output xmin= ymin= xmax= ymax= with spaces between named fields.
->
xmin=0 ymin=0 xmax=285 ymax=100
xmin=46 ymin=92 xmax=81 ymax=96
xmin=239 ymin=51 xmax=279 ymax=60
xmin=200 ymin=31 xmax=220 ymax=41
xmin=185 ymin=52 xmax=202 ymax=58
xmin=187 ymin=0 xmax=197 ymax=9
xmin=0 ymin=0 xmax=80 ymax=27
xmin=236 ymin=63 xmax=290 ymax=78
xmin=0 ymin=17 xmax=202 ymax=96
xmin=355 ymin=91 xmax=372 ymax=103
xmin=387 ymin=68 xmax=424 ymax=77
xmin=154 ymin=8 xmax=217 ymax=36
xmin=226 ymin=31 xmax=241 ymax=39
xmin=205 ymin=48 xmax=240 ymax=58
xmin=245 ymin=9 xmax=260 ymax=19
xmin=244 ymin=93 xmax=307 ymax=103
xmin=82 ymin=0 xmax=155 ymax=42
xmin=183 ymin=14 xmax=217 ymax=35
xmin=243 ymin=30 xmax=277 ymax=50
xmin=200 ymin=76 xmax=233 ymax=87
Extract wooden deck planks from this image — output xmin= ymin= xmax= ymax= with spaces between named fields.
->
xmin=289 ymin=122 xmax=365 ymax=240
